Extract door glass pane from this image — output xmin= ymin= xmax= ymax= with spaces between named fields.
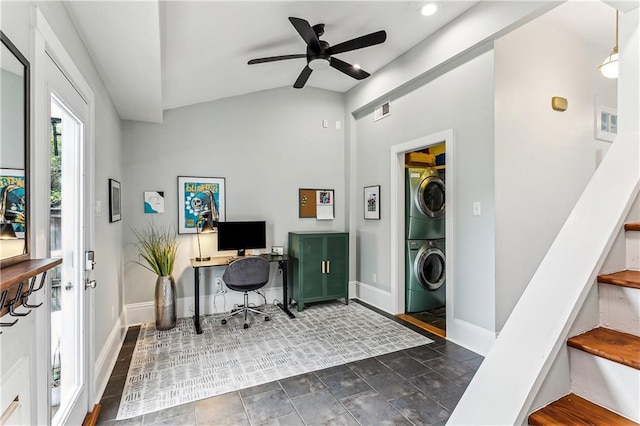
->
xmin=49 ymin=97 xmax=82 ymax=422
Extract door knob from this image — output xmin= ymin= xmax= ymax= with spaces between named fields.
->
xmin=84 ymin=279 xmax=97 ymax=289
xmin=65 ymin=282 xmax=73 ymax=290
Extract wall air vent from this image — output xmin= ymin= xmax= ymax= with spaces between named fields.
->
xmin=374 ymin=101 xmax=391 ymax=121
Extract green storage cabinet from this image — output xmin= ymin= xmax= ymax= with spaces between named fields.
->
xmin=288 ymin=232 xmax=349 ymax=312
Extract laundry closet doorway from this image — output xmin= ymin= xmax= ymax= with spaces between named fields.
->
xmin=389 ymin=129 xmax=454 ymax=338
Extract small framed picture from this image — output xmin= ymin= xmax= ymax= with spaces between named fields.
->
xmin=595 ymin=105 xmax=617 ymax=142
xmin=144 ymin=191 xmax=164 ymax=214
xmin=364 ymin=185 xmax=380 ymax=220
xmin=109 ymin=179 xmax=121 ymax=222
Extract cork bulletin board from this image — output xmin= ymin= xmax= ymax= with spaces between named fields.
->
xmin=299 ymin=188 xmax=334 ymax=219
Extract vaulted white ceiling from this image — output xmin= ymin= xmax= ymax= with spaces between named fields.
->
xmin=65 ymin=1 xmax=478 ymax=123
xmin=65 ymin=1 xmax=620 ymax=124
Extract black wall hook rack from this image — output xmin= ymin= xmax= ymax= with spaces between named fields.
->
xmin=0 ymin=258 xmax=62 ymax=334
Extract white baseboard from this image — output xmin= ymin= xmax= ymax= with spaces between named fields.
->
xmin=93 ymin=312 xmax=126 ymax=403
xmin=351 ymin=281 xmax=394 ymax=313
xmin=124 ymin=287 xmax=287 ymax=327
xmin=124 ymin=301 xmax=155 ymax=326
xmin=447 ymin=318 xmax=496 ymax=356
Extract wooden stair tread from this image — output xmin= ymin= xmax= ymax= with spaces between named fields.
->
xmin=625 ymin=222 xmax=640 ymax=231
xmin=568 ymin=327 xmax=640 ymax=370
xmin=598 ymin=270 xmax=640 ymax=289
xmin=529 ymin=393 xmax=638 ymax=426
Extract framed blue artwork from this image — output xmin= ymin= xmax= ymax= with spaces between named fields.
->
xmin=177 ymin=176 xmax=225 ymax=234
xmin=144 ymin=191 xmax=164 ymax=214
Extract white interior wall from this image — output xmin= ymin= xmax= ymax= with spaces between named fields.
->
xmin=493 ymin=9 xmax=617 ymax=332
xmin=121 ymin=87 xmax=345 ymax=307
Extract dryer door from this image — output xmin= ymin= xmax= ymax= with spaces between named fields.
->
xmin=414 ymin=244 xmax=445 ymax=291
xmin=416 ymin=174 xmax=445 ymax=218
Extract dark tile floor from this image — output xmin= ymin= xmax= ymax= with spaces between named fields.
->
xmin=97 ymin=301 xmax=483 ymax=426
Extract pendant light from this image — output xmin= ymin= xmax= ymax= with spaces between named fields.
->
xmin=599 ymin=10 xmax=619 ymax=79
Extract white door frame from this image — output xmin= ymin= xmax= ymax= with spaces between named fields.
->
xmin=389 ymin=129 xmax=454 ymax=324
xmin=32 ymin=7 xmax=96 ymax=425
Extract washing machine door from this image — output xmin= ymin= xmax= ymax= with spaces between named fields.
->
xmin=414 ymin=244 xmax=445 ymax=291
xmin=416 ymin=174 xmax=445 ymax=218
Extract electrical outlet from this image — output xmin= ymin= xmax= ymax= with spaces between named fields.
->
xmin=372 ymin=273 xmax=377 ymax=284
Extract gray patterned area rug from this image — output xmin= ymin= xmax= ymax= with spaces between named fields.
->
xmin=116 ymin=301 xmax=432 ymax=420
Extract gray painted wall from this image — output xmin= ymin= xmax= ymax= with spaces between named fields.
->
xmin=121 ymin=87 xmax=346 ymax=304
xmin=494 ymin=11 xmax=617 ymax=331
xmin=1 ymin=0 xmax=124 ymax=418
xmin=354 ymin=51 xmax=496 ymax=331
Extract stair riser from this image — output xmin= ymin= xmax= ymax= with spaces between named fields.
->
xmin=599 ymin=283 xmax=640 ymax=335
xmin=628 ymin=231 xmax=640 ymax=270
xmin=569 ymin=349 xmax=640 ymax=423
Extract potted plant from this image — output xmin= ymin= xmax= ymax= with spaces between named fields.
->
xmin=133 ymin=223 xmax=180 ymax=330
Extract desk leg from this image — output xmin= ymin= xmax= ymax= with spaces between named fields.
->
xmin=194 ymin=267 xmax=203 ymax=334
xmin=276 ymin=260 xmax=295 ymax=319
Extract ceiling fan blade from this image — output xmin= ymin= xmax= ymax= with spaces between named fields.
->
xmin=289 ymin=17 xmax=320 ymax=51
xmin=248 ymin=54 xmax=306 ymax=65
xmin=330 ymin=57 xmax=370 ymax=80
xmin=327 ymin=30 xmax=387 ymax=55
xmin=293 ymin=65 xmax=313 ymax=89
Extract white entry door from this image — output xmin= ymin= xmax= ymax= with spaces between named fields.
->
xmin=46 ymin=53 xmax=91 ymax=426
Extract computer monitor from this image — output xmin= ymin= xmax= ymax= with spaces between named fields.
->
xmin=217 ymin=221 xmax=266 ymax=256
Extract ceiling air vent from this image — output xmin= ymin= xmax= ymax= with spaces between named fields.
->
xmin=374 ymin=100 xmax=391 ymax=121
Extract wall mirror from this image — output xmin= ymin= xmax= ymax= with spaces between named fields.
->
xmin=1 ymin=31 xmax=30 ymax=267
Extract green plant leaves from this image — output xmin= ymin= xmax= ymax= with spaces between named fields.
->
xmin=132 ymin=223 xmax=179 ymax=276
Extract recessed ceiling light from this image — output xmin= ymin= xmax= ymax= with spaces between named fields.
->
xmin=421 ymin=3 xmax=439 ymax=16
xmin=353 ymin=64 xmax=361 ymax=70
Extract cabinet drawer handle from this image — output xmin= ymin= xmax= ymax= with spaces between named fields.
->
xmin=321 ymin=260 xmax=326 ymax=274
xmin=326 ymin=260 xmax=330 ymax=274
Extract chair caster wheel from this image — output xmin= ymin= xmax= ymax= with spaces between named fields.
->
xmin=221 ymin=319 xmax=227 ymax=325
xmin=265 ymin=316 xmax=270 ymax=322
xmin=243 ymin=323 xmax=249 ymax=329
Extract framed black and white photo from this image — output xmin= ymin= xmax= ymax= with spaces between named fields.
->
xmin=364 ymin=185 xmax=380 ymax=220
xmin=109 ymin=178 xmax=121 ymax=222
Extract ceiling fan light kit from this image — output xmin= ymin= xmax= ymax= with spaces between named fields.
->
xmin=248 ymin=16 xmax=387 ymax=89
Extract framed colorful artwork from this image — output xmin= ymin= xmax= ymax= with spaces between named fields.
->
xmin=0 ymin=168 xmax=26 ymax=236
xmin=178 ymin=176 xmax=226 ymax=234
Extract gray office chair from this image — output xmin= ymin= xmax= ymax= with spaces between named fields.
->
xmin=221 ymin=256 xmax=271 ymax=329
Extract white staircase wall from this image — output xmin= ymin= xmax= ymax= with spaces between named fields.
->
xmin=628 ymin=232 xmax=640 ymax=270
xmin=599 ymin=283 xmax=640 ymax=335
xmin=569 ymin=348 xmax=640 ymax=422
xmin=626 ymin=195 xmax=640 ymax=270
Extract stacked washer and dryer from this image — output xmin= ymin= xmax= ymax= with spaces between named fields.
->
xmin=405 ymin=167 xmax=446 ymax=313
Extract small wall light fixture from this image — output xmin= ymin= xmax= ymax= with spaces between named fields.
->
xmin=599 ymin=10 xmax=619 ymax=79
xmin=552 ymin=96 xmax=568 ymax=112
